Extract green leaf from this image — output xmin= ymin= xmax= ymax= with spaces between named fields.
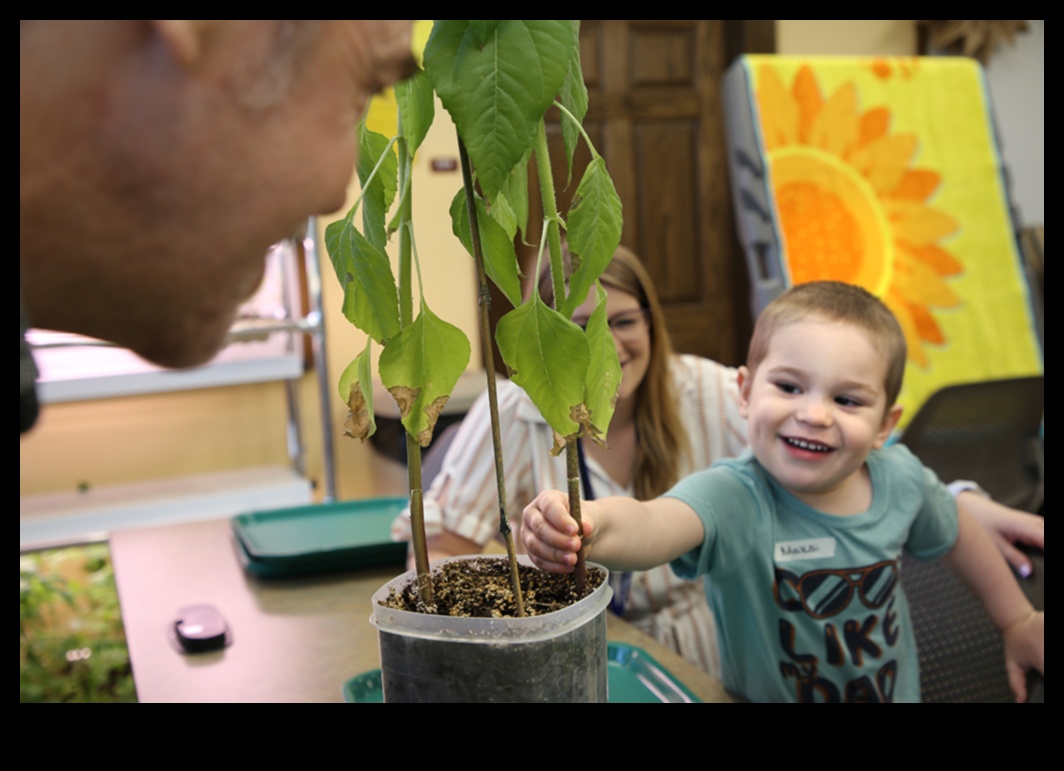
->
xmin=496 ymin=296 xmax=590 ymax=451
xmin=469 ymin=20 xmax=504 ymax=47
xmin=338 ymin=341 xmax=377 ymax=442
xmin=498 ymin=150 xmax=531 ymax=243
xmin=395 ymin=70 xmax=435 ymax=155
xmin=449 ymin=190 xmax=523 ymax=308
xmin=358 ymin=122 xmax=398 ymax=251
xmin=583 ymin=283 xmax=621 ymax=443
xmin=325 ymin=219 xmax=400 ymax=344
xmin=560 ymin=157 xmax=624 ymax=317
xmin=490 ymin=192 xmax=518 ymax=241
xmin=425 ymin=20 xmax=576 ymax=200
xmin=558 ymin=20 xmax=588 ymax=183
xmin=379 ymin=306 xmax=471 ymax=447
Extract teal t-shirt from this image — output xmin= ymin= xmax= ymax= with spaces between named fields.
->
xmin=668 ymin=445 xmax=958 ymax=703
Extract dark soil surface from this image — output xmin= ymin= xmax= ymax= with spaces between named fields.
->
xmin=380 ymin=558 xmax=606 ymax=618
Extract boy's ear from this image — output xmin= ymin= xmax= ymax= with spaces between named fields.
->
xmin=874 ymin=404 xmax=904 ymax=449
xmin=737 ymin=366 xmax=752 ymax=419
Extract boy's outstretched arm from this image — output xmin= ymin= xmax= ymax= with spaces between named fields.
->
xmin=521 ymin=491 xmax=704 ymax=573
xmin=943 ymin=504 xmax=1045 ymax=703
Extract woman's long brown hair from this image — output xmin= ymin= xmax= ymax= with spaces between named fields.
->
xmin=538 ymin=245 xmax=692 ymax=499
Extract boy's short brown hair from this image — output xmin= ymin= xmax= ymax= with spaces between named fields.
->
xmin=747 ymin=282 xmax=908 ymax=407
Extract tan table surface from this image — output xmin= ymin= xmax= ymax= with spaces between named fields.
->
xmin=111 ymin=518 xmax=734 ymax=703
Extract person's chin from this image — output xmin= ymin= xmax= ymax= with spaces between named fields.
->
xmin=133 ymin=313 xmax=235 ymax=369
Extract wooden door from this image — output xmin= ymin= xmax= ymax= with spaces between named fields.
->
xmin=509 ymin=20 xmax=772 ymax=368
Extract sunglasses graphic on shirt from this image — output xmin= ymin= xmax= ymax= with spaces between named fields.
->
xmin=773 ymin=560 xmax=899 ymax=620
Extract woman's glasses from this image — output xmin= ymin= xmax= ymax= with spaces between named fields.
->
xmin=573 ymin=308 xmax=650 ymax=342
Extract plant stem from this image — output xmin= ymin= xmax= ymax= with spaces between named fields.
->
xmin=534 ymin=120 xmax=587 ymax=594
xmin=397 ymin=135 xmax=414 ymax=330
xmin=458 ymin=135 xmax=526 ymax=617
xmin=345 ymin=135 xmax=398 ymax=226
xmin=554 ymin=101 xmax=599 ymax=161
xmin=406 ymin=434 xmax=434 ymax=609
xmin=397 ymin=122 xmax=434 ymax=609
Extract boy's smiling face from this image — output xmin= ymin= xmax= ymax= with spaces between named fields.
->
xmin=738 ymin=317 xmax=903 ymax=515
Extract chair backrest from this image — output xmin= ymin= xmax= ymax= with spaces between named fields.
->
xmin=900 ymin=376 xmax=1044 ymax=512
xmin=900 ymin=375 xmax=1044 ymax=702
xmin=902 ymin=549 xmax=1043 ymax=703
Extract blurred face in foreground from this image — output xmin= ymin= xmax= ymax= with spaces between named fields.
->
xmin=20 ymin=20 xmax=416 ymax=367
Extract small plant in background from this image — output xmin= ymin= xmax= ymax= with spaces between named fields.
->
xmin=20 ymin=545 xmax=136 ymax=703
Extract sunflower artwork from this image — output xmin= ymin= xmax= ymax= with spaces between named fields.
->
xmin=731 ymin=56 xmax=1042 ymax=428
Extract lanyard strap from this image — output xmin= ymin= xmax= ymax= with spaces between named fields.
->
xmin=576 ymin=439 xmax=633 ymax=616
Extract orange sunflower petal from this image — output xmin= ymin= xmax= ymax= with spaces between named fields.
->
xmin=892 ymin=170 xmax=941 ymax=202
xmin=856 ymin=107 xmax=891 ymax=151
xmin=793 ymin=65 xmax=823 ymax=146
xmin=885 ymin=199 xmax=959 ymax=245
xmin=904 ymin=243 xmax=965 ymax=276
xmin=810 ymin=82 xmax=859 ymax=158
xmin=850 ymin=135 xmax=918 ymax=195
xmin=884 ymin=292 xmax=929 ymax=368
xmin=869 ymin=59 xmax=894 ymax=81
xmin=908 ymin=303 xmax=947 ymax=345
xmin=892 ymin=253 xmax=962 ymax=308
xmin=757 ymin=65 xmax=799 ymax=152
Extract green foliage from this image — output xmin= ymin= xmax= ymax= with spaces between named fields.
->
xmin=339 ymin=341 xmax=376 ymax=442
xmin=326 ymin=219 xmax=400 ymax=345
xmin=559 ymin=156 xmax=624 ymax=318
xmin=395 ymin=70 xmax=435 ymax=155
xmin=450 ymin=191 xmax=523 ymax=308
xmin=496 ymin=296 xmax=591 ymax=453
xmin=379 ymin=305 xmax=471 ymax=447
xmin=424 ymin=20 xmax=576 ymax=201
xmin=20 ymin=545 xmax=136 ymax=703
xmin=497 ymin=151 xmax=532 ymax=243
xmin=357 ymin=123 xmax=399 ymax=251
xmin=582 ymin=283 xmax=622 ymax=441
xmin=326 ymin=19 xmax=625 ymax=604
xmin=330 ymin=19 xmax=623 ymax=450
xmin=558 ymin=20 xmax=589 ymax=183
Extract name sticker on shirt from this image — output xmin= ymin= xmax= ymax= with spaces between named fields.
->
xmin=775 ymin=538 xmax=837 ymax=563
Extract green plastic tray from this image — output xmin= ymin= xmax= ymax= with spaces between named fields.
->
xmin=231 ymin=497 xmax=408 ymax=577
xmin=342 ymin=642 xmax=701 ymax=703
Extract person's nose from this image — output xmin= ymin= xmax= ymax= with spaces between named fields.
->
xmin=797 ymin=396 xmax=833 ymax=427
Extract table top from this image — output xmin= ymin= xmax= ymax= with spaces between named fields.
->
xmin=110 ymin=518 xmax=734 ymax=703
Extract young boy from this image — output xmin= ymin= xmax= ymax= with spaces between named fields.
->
xmin=522 ymin=282 xmax=1044 ymax=703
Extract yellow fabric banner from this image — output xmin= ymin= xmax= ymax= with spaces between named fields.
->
xmin=745 ymin=56 xmax=1042 ymax=427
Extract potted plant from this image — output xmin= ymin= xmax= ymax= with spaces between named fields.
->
xmin=327 ymin=20 xmax=623 ymax=702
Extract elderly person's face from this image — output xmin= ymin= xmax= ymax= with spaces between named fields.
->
xmin=20 ymin=20 xmax=416 ymax=367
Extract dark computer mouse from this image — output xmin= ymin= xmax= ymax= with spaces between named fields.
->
xmin=170 ymin=604 xmax=231 ymax=654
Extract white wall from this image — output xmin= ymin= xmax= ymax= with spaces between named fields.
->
xmin=777 ymin=20 xmax=916 ymax=56
xmin=983 ymin=20 xmax=1044 ymax=226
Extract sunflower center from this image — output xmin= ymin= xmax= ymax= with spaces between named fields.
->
xmin=770 ymin=147 xmax=894 ymax=297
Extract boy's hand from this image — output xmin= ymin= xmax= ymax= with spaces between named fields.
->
xmin=1003 ymin=611 xmax=1044 ymax=703
xmin=521 ymin=490 xmax=594 ymax=573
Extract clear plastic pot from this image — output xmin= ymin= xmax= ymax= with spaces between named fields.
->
xmin=371 ymin=556 xmax=612 ymax=703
